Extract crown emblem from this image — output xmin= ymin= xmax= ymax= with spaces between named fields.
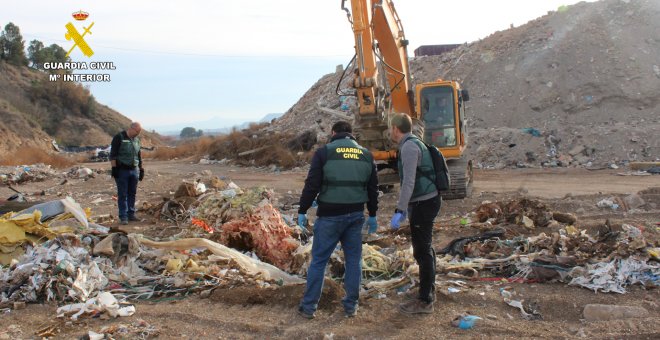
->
xmin=72 ymin=10 xmax=89 ymax=21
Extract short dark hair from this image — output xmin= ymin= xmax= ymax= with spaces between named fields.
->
xmin=332 ymin=121 xmax=352 ymax=134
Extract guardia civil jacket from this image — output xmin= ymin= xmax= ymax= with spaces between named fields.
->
xmin=298 ymin=132 xmax=378 ymax=217
xmin=110 ymin=131 xmax=142 ymax=169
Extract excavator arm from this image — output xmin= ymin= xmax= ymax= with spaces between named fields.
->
xmin=343 ymin=0 xmax=415 ymax=119
xmin=341 ymin=0 xmax=474 ymax=199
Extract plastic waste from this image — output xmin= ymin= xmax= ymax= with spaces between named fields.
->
xmin=57 ymin=292 xmax=135 ymax=320
xmin=77 ymin=168 xmax=93 ymax=178
xmin=195 ymin=182 xmax=207 ymax=195
xmin=500 ymin=288 xmax=542 ymax=320
xmin=61 ymin=196 xmax=89 ymax=229
xmin=220 ymin=189 xmax=237 ymax=198
xmin=138 ymin=237 xmax=305 ymax=284
xmin=521 ymin=128 xmax=541 ymax=137
xmin=596 ymin=198 xmax=618 ymax=210
xmin=17 ymin=200 xmax=65 ymax=222
xmin=451 ymin=314 xmax=482 ymax=329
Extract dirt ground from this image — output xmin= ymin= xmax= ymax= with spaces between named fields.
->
xmin=1 ymin=160 xmax=659 ymax=339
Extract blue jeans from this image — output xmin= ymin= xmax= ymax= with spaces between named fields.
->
xmin=299 ymin=211 xmax=364 ymax=314
xmin=115 ymin=167 xmax=138 ymax=221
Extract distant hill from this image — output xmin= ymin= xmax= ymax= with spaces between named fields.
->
xmin=157 ymin=113 xmax=284 ymax=137
xmin=0 ymin=61 xmax=160 ymax=156
xmin=259 ymin=113 xmax=283 ymax=123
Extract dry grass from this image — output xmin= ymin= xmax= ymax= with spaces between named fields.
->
xmin=145 ymin=136 xmax=215 ymax=160
xmin=143 ymin=124 xmax=315 ymax=169
xmin=0 ymin=146 xmax=76 ymax=168
xmin=210 ymin=129 xmax=308 ymax=169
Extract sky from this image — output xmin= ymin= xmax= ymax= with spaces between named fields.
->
xmin=1 ymin=0 xmax=595 ymax=133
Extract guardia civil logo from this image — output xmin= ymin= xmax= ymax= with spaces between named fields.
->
xmin=65 ymin=10 xmax=94 ymax=58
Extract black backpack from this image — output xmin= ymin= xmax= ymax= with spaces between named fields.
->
xmin=403 ymin=136 xmax=451 ymax=191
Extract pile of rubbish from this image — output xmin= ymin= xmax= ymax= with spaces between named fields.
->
xmin=137 ymin=184 xmax=659 ymax=298
xmin=433 ymin=199 xmax=659 ymax=293
xmin=0 ymin=193 xmax=304 ymax=321
xmin=142 ymin=179 xmax=304 ymax=272
xmin=289 ymin=197 xmax=658 ymax=297
xmin=0 ymin=164 xmax=101 ymax=187
xmin=0 ymin=197 xmax=100 ymax=265
xmin=0 ymin=164 xmax=60 ymax=184
xmin=1 ymin=181 xmax=657 ymax=331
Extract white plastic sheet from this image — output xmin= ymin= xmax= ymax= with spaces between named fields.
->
xmin=569 ymin=257 xmax=660 ymax=294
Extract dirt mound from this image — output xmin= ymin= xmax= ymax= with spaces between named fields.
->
xmin=210 ymin=279 xmax=342 ymax=310
xmin=267 ymin=71 xmax=353 ymax=144
xmin=0 ymin=61 xmax=161 ymax=157
xmin=271 ymin=0 xmax=660 ymax=169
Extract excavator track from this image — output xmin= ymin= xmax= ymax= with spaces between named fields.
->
xmin=376 ymin=158 xmax=473 ymax=199
xmin=440 ymin=159 xmax=473 ymax=200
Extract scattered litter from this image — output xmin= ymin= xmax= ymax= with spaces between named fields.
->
xmin=500 ymin=288 xmax=542 ymax=320
xmin=90 ymin=198 xmax=105 ymax=205
xmin=521 ymin=128 xmax=542 ymax=137
xmin=57 ymin=292 xmax=135 ymax=320
xmin=451 ymin=314 xmax=482 ymax=329
xmin=75 ymin=167 xmax=94 ymax=178
xmin=596 ymin=198 xmax=619 ymax=210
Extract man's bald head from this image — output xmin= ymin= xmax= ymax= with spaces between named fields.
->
xmin=127 ymin=122 xmax=142 ymax=138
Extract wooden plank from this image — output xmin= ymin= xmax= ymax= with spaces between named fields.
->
xmin=237 ymin=145 xmax=270 ymax=157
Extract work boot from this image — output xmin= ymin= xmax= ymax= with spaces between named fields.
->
xmin=128 ymin=215 xmax=140 ymax=222
xmin=404 ymin=287 xmax=435 ymax=302
xmin=297 ymin=306 xmax=315 ymax=319
xmin=120 ymin=219 xmax=128 ymax=225
xmin=345 ymin=306 xmax=358 ymax=318
xmin=399 ymin=299 xmax=433 ymax=314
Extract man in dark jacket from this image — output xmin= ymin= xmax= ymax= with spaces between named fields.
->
xmin=297 ymin=121 xmax=379 ymax=319
xmin=389 ymin=113 xmax=441 ymax=314
xmin=110 ymin=122 xmax=144 ymax=225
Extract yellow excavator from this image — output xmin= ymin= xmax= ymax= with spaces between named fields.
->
xmin=338 ymin=0 xmax=473 ymax=199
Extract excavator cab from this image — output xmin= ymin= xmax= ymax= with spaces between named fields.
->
xmin=416 ymin=80 xmax=473 ymax=198
xmin=420 ymin=86 xmax=457 ymax=148
xmin=416 ymin=80 xmax=469 ymax=161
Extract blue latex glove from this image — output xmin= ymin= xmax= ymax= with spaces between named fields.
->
xmin=366 ymin=216 xmax=378 ymax=234
xmin=390 ymin=211 xmax=406 ymax=229
xmin=298 ymin=213 xmax=307 ymax=228
xmin=311 ymin=200 xmax=318 ymax=208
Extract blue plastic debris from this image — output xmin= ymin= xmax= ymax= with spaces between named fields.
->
xmin=452 ymin=314 xmax=482 ymax=329
xmin=521 ymin=128 xmax=541 ymax=137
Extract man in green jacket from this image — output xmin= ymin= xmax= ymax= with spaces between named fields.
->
xmin=297 ymin=121 xmax=379 ymax=319
xmin=389 ymin=113 xmax=441 ymax=314
xmin=109 ymin=122 xmax=144 ymax=225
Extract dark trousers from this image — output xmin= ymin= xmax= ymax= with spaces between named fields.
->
xmin=409 ymin=195 xmax=441 ymax=303
xmin=115 ymin=167 xmax=138 ymax=221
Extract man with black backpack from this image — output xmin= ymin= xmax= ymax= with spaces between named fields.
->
xmin=389 ymin=113 xmax=443 ymax=314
